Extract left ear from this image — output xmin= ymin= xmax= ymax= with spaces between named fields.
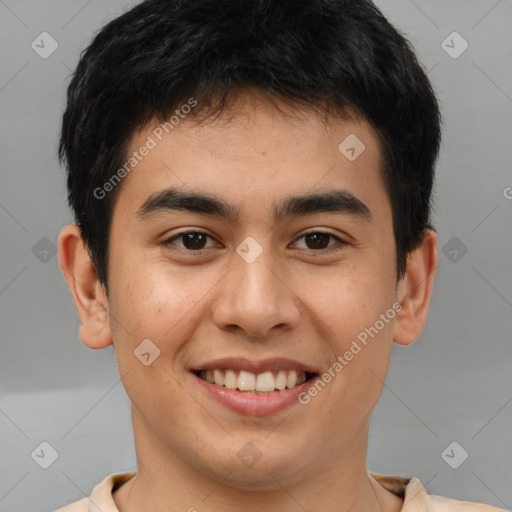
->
xmin=393 ymin=229 xmax=438 ymax=346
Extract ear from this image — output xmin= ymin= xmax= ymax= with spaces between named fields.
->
xmin=58 ymin=224 xmax=113 ymax=349
xmin=393 ymin=229 xmax=438 ymax=346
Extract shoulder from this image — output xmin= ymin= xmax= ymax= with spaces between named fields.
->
xmin=370 ymin=473 xmax=508 ymax=512
xmin=426 ymin=491 xmax=509 ymax=512
xmin=407 ymin=476 xmax=508 ymax=512
xmin=53 ymin=497 xmax=90 ymax=512
xmin=52 ymin=471 xmax=136 ymax=512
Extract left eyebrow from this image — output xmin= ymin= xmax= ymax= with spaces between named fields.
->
xmin=135 ymin=187 xmax=372 ymax=223
xmin=275 ymin=189 xmax=372 ymax=223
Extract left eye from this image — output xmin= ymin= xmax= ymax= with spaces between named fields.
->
xmin=163 ymin=230 xmax=344 ymax=252
xmin=292 ymin=231 xmax=344 ymax=251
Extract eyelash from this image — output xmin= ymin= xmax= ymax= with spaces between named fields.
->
xmin=161 ymin=229 xmax=348 ymax=255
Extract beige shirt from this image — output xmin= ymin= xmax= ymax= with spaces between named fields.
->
xmin=54 ymin=471 xmax=508 ymax=511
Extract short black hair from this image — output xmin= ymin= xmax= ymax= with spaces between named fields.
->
xmin=59 ymin=0 xmax=441 ymax=291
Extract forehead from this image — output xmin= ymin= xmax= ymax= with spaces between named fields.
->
xmin=111 ymin=92 xmax=388 ymax=222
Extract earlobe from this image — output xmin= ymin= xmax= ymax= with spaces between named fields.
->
xmin=393 ymin=229 xmax=438 ymax=346
xmin=57 ymin=224 xmax=113 ymax=350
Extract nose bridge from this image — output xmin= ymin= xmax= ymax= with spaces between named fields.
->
xmin=237 ymin=256 xmax=281 ymax=310
xmin=212 ymin=242 xmax=301 ymax=337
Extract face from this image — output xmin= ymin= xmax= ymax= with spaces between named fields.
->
xmin=94 ymin=93 xmax=404 ymax=488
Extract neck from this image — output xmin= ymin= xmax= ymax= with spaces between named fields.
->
xmin=113 ymin=408 xmax=403 ymax=512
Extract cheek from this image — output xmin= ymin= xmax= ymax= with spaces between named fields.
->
xmin=109 ymin=260 xmax=222 ymax=348
xmin=107 ymin=266 xmax=210 ymax=419
xmin=308 ymin=264 xmax=395 ymax=343
xmin=307 ymin=265 xmax=396 ymax=401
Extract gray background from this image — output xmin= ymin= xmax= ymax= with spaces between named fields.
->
xmin=1 ymin=1 xmax=511 ymax=511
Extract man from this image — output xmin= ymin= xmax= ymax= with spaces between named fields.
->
xmin=55 ymin=0 xmax=506 ymax=510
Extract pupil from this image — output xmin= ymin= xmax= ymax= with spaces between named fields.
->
xmin=184 ymin=233 xmax=206 ymax=250
xmin=306 ymin=233 xmax=329 ymax=249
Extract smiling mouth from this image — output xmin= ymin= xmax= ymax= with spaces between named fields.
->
xmin=193 ymin=369 xmax=318 ymax=394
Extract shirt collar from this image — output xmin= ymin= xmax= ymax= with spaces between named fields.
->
xmin=370 ymin=472 xmax=429 ymax=512
xmin=89 ymin=471 xmax=429 ymax=512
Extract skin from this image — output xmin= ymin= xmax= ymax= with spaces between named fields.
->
xmin=58 ymin=90 xmax=437 ymax=512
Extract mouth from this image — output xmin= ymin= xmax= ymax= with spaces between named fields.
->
xmin=189 ymin=357 xmax=321 ymax=415
xmin=192 ymin=368 xmax=318 ymax=394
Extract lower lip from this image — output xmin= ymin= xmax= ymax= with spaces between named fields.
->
xmin=192 ymin=372 xmax=318 ymax=416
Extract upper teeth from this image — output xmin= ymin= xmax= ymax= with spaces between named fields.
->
xmin=199 ymin=369 xmax=307 ymax=392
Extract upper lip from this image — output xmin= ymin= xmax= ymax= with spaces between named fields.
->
xmin=190 ymin=357 xmax=320 ymax=374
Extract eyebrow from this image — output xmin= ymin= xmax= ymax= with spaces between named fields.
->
xmin=136 ymin=187 xmax=372 ymax=224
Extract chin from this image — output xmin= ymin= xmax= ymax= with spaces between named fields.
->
xmin=197 ymin=445 xmax=314 ymax=491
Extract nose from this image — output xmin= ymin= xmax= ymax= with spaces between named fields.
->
xmin=211 ymin=249 xmax=302 ymax=339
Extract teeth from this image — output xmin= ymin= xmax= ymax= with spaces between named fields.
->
xmin=286 ymin=370 xmax=297 ymax=388
xmin=224 ymin=369 xmax=238 ymax=389
xmin=256 ymin=371 xmax=275 ymax=392
xmin=275 ymin=370 xmax=287 ymax=390
xmin=213 ymin=369 xmax=225 ymax=386
xmin=199 ymin=369 xmax=309 ymax=392
xmin=238 ymin=371 xmax=256 ymax=391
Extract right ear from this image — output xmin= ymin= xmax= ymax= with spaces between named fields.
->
xmin=57 ymin=224 xmax=113 ymax=349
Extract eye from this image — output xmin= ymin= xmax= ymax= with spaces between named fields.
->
xmin=162 ymin=229 xmax=347 ymax=254
xmin=292 ymin=230 xmax=347 ymax=251
xmin=162 ymin=231 xmax=218 ymax=252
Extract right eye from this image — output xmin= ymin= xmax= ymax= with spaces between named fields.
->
xmin=162 ymin=230 xmax=219 ymax=253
